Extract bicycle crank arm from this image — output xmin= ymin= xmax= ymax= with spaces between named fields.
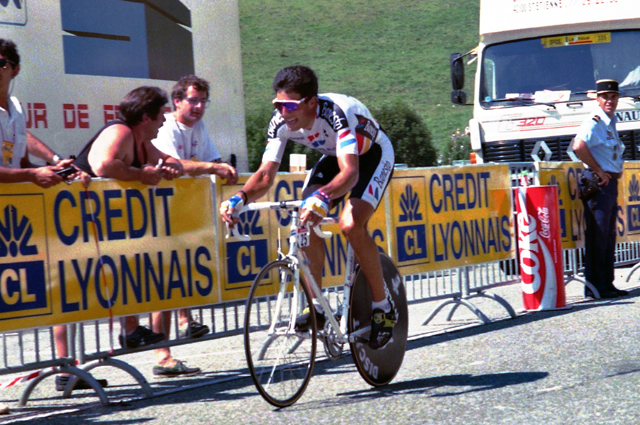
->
xmin=348 ymin=326 xmax=371 ymax=344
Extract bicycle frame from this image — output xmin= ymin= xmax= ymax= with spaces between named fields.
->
xmin=230 ymin=200 xmax=370 ymax=344
xmin=239 ymin=199 xmax=408 ymax=406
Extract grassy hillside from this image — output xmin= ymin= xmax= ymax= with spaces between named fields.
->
xmin=238 ymin=0 xmax=479 ymax=157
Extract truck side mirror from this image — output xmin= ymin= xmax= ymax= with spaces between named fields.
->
xmin=451 ymin=90 xmax=467 ymax=105
xmin=450 ymin=53 xmax=465 ymax=90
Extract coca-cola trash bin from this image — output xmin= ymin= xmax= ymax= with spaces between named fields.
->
xmin=514 ymin=185 xmax=566 ymax=310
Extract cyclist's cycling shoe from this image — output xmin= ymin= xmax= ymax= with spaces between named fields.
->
xmin=369 ymin=308 xmax=397 ymax=349
xmin=294 ymin=308 xmax=325 ymax=332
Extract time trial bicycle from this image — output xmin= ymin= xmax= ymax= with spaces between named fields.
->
xmin=228 ymin=200 xmax=408 ymax=407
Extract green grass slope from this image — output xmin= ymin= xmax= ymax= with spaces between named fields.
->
xmin=238 ymin=0 xmax=479 ymax=156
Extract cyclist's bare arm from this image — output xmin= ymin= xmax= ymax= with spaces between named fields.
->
xmin=220 ymin=160 xmax=279 ymax=225
xmin=324 ymin=153 xmax=359 ymax=199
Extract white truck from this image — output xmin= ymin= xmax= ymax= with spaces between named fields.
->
xmin=0 ymin=0 xmax=248 ymax=170
xmin=451 ymin=0 xmax=640 ymax=164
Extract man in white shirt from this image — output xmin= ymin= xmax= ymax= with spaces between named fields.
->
xmin=1 ymin=38 xmax=95 ymax=393
xmin=151 ymin=75 xmax=237 ymax=376
xmin=152 ymin=75 xmax=237 ymax=180
xmin=0 ymin=39 xmax=86 ymax=187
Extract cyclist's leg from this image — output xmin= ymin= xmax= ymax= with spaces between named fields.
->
xmin=295 ymin=202 xmax=328 ymax=332
xmin=340 ymin=203 xmax=398 ymax=349
xmin=339 ymin=199 xmax=385 ymax=302
xmin=297 ymin=156 xmax=339 ymax=331
xmin=297 ymin=178 xmax=329 ymax=332
xmin=344 ymin=139 xmax=395 ymax=348
xmin=301 ymin=183 xmax=325 ymax=291
xmin=341 ymin=201 xmax=395 ymax=349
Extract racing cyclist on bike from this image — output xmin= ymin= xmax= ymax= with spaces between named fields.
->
xmin=220 ymin=65 xmax=396 ymax=349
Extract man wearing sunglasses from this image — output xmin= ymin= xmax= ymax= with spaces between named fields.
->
xmin=220 ymin=65 xmax=396 ymax=349
xmin=152 ymin=75 xmax=237 ymax=181
xmin=1 ymin=39 xmax=94 ymax=393
xmin=0 ymin=39 xmax=86 ymax=187
xmin=150 ymin=74 xmax=237 ymax=376
xmin=572 ymin=79 xmax=628 ymax=299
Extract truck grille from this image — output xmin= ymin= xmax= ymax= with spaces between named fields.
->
xmin=482 ymin=130 xmax=640 ymax=163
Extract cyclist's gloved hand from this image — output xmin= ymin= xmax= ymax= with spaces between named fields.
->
xmin=301 ymin=194 xmax=329 ymax=219
xmin=220 ymin=194 xmax=245 ymax=217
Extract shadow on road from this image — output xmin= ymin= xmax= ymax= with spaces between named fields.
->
xmin=284 ymin=370 xmax=548 ymax=412
xmin=6 ymin=290 xmax=639 ymax=424
xmin=407 ymin=290 xmax=639 ymax=352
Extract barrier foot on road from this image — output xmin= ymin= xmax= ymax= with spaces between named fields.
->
xmin=469 ymin=291 xmax=517 ymax=319
xmin=82 ymin=357 xmax=154 ymax=398
xmin=19 ymin=363 xmax=109 ymax=407
xmin=422 ymin=291 xmax=517 ymax=326
xmin=422 ymin=297 xmax=491 ymax=326
xmin=565 ymin=274 xmax=601 ymax=299
xmin=565 ymin=274 xmax=586 ymax=287
xmin=625 ymin=262 xmax=640 ymax=283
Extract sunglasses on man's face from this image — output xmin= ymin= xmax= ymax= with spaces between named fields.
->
xmin=0 ymin=59 xmax=16 ymax=69
xmin=184 ymin=97 xmax=210 ymax=107
xmin=272 ymin=97 xmax=307 ymax=112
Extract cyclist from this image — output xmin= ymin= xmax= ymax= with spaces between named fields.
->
xmin=220 ymin=65 xmax=396 ymax=349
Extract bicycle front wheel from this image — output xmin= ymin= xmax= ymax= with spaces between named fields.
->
xmin=244 ymin=259 xmax=317 ymax=407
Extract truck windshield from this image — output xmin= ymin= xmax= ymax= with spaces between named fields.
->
xmin=480 ymin=30 xmax=640 ymax=106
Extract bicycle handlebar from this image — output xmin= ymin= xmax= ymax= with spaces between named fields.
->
xmin=224 ymin=200 xmax=336 ymax=240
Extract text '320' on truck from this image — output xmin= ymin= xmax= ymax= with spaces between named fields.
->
xmin=450 ymin=0 xmax=640 ymax=164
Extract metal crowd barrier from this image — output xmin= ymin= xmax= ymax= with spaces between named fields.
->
xmin=3 ymin=161 xmax=640 ymax=409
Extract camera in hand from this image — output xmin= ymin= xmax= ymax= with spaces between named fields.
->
xmin=578 ymin=169 xmax=600 ymax=201
xmin=55 ymin=166 xmax=77 ymax=180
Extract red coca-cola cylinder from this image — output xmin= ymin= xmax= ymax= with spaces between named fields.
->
xmin=513 ymin=186 xmax=566 ymax=310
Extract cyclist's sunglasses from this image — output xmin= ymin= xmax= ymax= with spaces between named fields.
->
xmin=272 ymin=97 xmax=307 ymax=112
xmin=0 ymin=59 xmax=16 ymax=69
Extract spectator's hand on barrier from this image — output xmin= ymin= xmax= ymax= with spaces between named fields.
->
xmin=159 ymin=159 xmax=183 ymax=181
xmin=76 ymin=170 xmax=92 ymax=187
xmin=53 ymin=159 xmax=92 ymax=187
xmin=30 ymin=166 xmax=66 ymax=188
xmin=220 ymin=194 xmax=244 ymax=227
xmin=55 ymin=158 xmax=74 ymax=169
xmin=215 ymin=163 xmax=238 ymax=185
xmin=140 ymin=165 xmax=165 ymax=186
xmin=300 ymin=193 xmax=328 ymax=227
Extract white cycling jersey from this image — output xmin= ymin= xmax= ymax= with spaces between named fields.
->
xmin=262 ymin=93 xmax=388 ymax=163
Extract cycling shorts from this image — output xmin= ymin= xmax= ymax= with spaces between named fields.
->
xmin=302 ymin=131 xmax=394 ymax=210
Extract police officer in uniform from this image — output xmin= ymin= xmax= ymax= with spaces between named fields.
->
xmin=572 ymin=79 xmax=628 ymax=298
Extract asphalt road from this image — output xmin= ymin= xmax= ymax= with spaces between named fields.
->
xmin=2 ymin=267 xmax=640 ymax=425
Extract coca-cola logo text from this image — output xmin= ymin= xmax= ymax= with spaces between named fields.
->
xmin=538 ymin=206 xmax=551 ymax=239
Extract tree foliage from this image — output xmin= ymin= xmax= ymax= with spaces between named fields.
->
xmin=245 ymin=100 xmax=437 ymax=171
xmin=371 ymin=100 xmax=437 ymax=167
xmin=440 ymin=129 xmax=472 ymax=165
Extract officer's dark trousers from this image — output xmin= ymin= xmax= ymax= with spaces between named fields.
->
xmin=582 ymin=178 xmax=618 ymax=293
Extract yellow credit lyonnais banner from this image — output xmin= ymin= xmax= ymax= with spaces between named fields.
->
xmin=0 ymin=177 xmax=216 ymax=332
xmin=536 ymin=161 xmax=587 ymax=249
xmin=537 ymin=161 xmax=639 ymax=246
xmin=388 ymin=165 xmax=514 ymax=275
xmin=622 ymin=162 xmax=640 ymax=243
xmin=215 ymin=172 xmax=391 ymax=302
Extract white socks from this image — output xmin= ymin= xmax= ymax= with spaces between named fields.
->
xmin=372 ymin=298 xmax=391 ymax=313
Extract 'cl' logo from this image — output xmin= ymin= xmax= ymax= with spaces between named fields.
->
xmin=399 ymin=185 xmax=423 ymax=223
xmin=0 ymin=205 xmax=38 ymax=258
